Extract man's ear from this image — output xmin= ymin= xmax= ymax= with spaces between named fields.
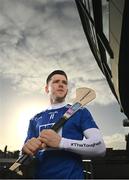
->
xmin=45 ymin=85 xmax=49 ymax=93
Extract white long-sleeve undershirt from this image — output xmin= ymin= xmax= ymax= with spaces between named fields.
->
xmin=59 ymin=128 xmax=106 ymax=158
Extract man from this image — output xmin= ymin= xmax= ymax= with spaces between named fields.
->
xmin=22 ymin=70 xmax=106 ymax=179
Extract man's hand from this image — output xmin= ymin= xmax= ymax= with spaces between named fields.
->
xmin=39 ymin=129 xmax=61 ymax=148
xmin=22 ymin=129 xmax=61 ymax=155
xmin=22 ymin=137 xmax=45 ymax=156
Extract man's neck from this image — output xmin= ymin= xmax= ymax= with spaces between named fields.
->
xmin=47 ymin=102 xmax=66 ymax=110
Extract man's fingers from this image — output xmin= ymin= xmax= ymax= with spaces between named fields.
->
xmin=41 ymin=143 xmax=47 ymax=149
xmin=38 ymin=136 xmax=48 ymax=144
xmin=22 ymin=137 xmax=42 ymax=155
xmin=39 ymin=129 xmax=61 ymax=148
xmin=22 ymin=146 xmax=33 ymax=156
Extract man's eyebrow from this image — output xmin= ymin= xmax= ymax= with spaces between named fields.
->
xmin=62 ymin=80 xmax=68 ymax=84
xmin=53 ymin=79 xmax=68 ymax=83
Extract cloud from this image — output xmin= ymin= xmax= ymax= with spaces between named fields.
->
xmin=104 ymin=133 xmax=126 ymax=150
xmin=0 ymin=0 xmax=116 ymax=105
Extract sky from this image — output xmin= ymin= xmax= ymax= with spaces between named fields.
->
xmin=0 ymin=0 xmax=128 ymax=151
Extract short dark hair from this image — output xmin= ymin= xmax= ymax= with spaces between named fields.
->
xmin=46 ymin=70 xmax=68 ymax=84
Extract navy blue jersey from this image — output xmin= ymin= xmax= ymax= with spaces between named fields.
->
xmin=25 ymin=104 xmax=98 ymax=179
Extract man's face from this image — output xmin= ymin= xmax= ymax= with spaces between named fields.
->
xmin=45 ymin=74 xmax=68 ymax=104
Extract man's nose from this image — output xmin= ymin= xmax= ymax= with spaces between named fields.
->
xmin=59 ymin=82 xmax=63 ymax=87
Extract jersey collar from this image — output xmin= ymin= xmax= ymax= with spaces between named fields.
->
xmin=47 ymin=102 xmax=67 ymax=110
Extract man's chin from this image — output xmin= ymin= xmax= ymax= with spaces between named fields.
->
xmin=56 ymin=96 xmax=66 ymax=102
xmin=55 ymin=92 xmax=67 ymax=102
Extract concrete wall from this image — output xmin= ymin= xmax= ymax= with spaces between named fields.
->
xmin=109 ymin=0 xmax=125 ymax=101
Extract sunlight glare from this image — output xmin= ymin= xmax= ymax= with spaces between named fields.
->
xmin=16 ymin=103 xmax=46 ymax=148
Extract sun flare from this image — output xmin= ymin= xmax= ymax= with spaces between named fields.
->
xmin=0 ymin=101 xmax=48 ymax=151
xmin=16 ymin=104 xmax=46 ymax=147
